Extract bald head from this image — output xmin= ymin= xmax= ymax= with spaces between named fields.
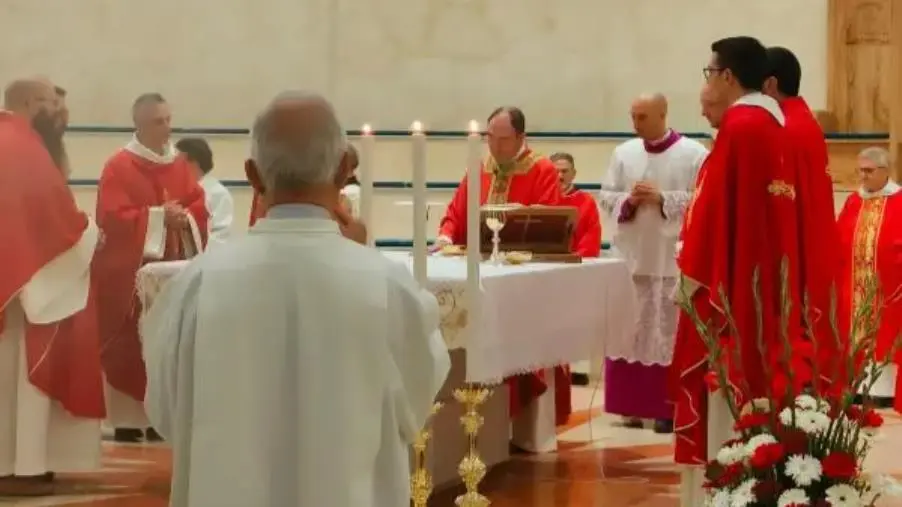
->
xmin=700 ymin=86 xmax=727 ymax=129
xmin=3 ymin=78 xmax=56 ymax=117
xmin=629 ymin=93 xmax=668 ymax=141
xmin=247 ymin=91 xmax=349 ymax=195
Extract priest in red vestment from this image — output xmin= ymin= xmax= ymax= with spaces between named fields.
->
xmin=0 ymin=78 xmax=103 ymax=496
xmin=837 ymin=147 xmax=902 ymax=412
xmin=434 ymin=107 xmax=567 ymax=450
xmin=94 ymin=93 xmax=209 ymax=443
xmin=551 ymin=152 xmax=602 ymax=257
xmin=672 ymin=38 xmax=809 ymax=504
xmin=764 ymin=46 xmax=843 ymax=393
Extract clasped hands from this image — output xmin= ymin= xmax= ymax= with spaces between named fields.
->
xmin=162 ymin=201 xmax=189 ymax=228
xmin=628 ymin=180 xmax=663 ymax=206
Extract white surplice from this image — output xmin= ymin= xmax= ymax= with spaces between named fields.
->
xmin=597 ymin=135 xmax=707 ymax=365
xmin=200 ymin=173 xmax=234 ymax=247
xmin=0 ymin=219 xmax=103 ymax=476
xmin=141 ymin=204 xmax=451 ymax=507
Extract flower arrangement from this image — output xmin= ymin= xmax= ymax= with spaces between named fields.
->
xmin=678 ymin=263 xmax=902 ymax=507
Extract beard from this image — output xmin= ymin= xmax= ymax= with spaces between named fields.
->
xmin=32 ymin=110 xmax=69 ymax=175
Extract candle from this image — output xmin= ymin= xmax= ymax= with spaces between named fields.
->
xmin=411 ymin=121 xmax=428 ymax=287
xmin=465 ymin=120 xmax=482 ymax=322
xmin=358 ymin=124 xmax=375 ymax=247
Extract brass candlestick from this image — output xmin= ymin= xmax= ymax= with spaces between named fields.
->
xmin=410 ymin=402 xmax=444 ymax=507
xmin=453 ymin=386 xmax=492 ymax=507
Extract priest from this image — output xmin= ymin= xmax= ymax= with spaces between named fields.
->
xmin=0 ymin=78 xmax=103 ymax=496
xmin=142 ymin=91 xmax=450 ymax=507
xmin=435 ymin=107 xmax=568 ymax=444
xmin=551 ymin=152 xmax=601 ymax=257
xmin=94 ymin=93 xmax=209 ymax=443
xmin=764 ymin=46 xmax=843 ymax=392
xmin=836 ymin=147 xmax=901 ymax=411
xmin=598 ymin=93 xmax=707 ymax=434
xmin=672 ymin=37 xmax=807 ymax=507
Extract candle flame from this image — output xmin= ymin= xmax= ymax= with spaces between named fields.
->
xmin=361 ymin=123 xmax=373 ymax=135
xmin=411 ymin=120 xmax=424 ymax=134
xmin=468 ymin=120 xmax=480 ymax=134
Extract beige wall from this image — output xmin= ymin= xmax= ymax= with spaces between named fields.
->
xmin=68 ymin=132 xmax=852 ymax=242
xmin=1 ymin=0 xmax=826 ymax=132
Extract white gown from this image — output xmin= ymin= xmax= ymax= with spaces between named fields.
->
xmin=141 ymin=204 xmax=450 ymax=507
xmin=597 ymin=135 xmax=707 ymax=366
xmin=0 ymin=220 xmax=103 ymax=476
xmin=200 ymin=173 xmax=235 ymax=247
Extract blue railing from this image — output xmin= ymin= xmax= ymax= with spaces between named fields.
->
xmin=374 ymin=238 xmax=612 ymax=250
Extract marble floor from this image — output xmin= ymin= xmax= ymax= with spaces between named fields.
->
xmin=3 ymin=387 xmax=901 ymax=506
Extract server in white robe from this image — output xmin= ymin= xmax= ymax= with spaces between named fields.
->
xmin=176 ymin=137 xmax=234 ymax=246
xmin=598 ymin=93 xmax=708 ymax=434
xmin=142 ymin=91 xmax=450 ymax=507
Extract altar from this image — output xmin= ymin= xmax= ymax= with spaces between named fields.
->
xmin=136 ymin=250 xmax=637 ymax=489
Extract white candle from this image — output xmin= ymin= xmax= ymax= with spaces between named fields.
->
xmin=411 ymin=121 xmax=428 ymax=287
xmin=465 ymin=120 xmax=482 ymax=318
xmin=358 ymin=124 xmax=375 ymax=247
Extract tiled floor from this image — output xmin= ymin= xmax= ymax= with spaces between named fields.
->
xmin=3 ymin=387 xmax=901 ymax=506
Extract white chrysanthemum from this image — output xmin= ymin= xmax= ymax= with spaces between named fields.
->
xmin=785 ymin=454 xmax=822 ymax=487
xmin=794 ymin=394 xmax=820 ymax=412
xmin=780 ymin=407 xmax=797 ymax=427
xmin=796 ymin=410 xmax=831 ymax=434
xmin=778 ymin=488 xmax=810 ymax=507
xmin=731 ymin=478 xmax=758 ymax=507
xmin=745 ymin=433 xmax=777 ymax=455
xmin=826 ymin=483 xmax=861 ymax=507
xmin=717 ymin=442 xmax=747 ymax=465
xmin=706 ymin=489 xmax=731 ymax=507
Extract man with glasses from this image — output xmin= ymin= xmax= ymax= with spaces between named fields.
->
xmin=671 ymin=36 xmax=811 ymax=507
xmin=836 ymin=147 xmax=901 ymax=411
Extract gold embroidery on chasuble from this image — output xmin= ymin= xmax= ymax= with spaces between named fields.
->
xmin=484 ymin=151 xmax=541 ymax=205
xmin=850 ymin=197 xmax=886 ymax=341
xmin=767 ymin=180 xmax=796 ymax=200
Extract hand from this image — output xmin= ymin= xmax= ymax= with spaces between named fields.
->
xmin=632 ymin=181 xmax=663 ymax=205
xmin=163 ymin=202 xmax=187 ymax=228
xmin=334 ymin=206 xmax=368 ymax=245
xmin=429 ymin=236 xmax=452 ymax=253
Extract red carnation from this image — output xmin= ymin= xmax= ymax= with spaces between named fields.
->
xmin=750 ymin=442 xmax=785 ymax=469
xmin=861 ymin=408 xmax=884 ymax=428
xmin=775 ymin=427 xmax=810 ymax=455
xmin=704 ymin=371 xmax=720 ymax=393
xmin=734 ymin=412 xmax=770 ymax=432
xmin=753 ymin=478 xmax=779 ymax=501
xmin=846 ymin=405 xmax=863 ymax=420
xmin=821 ymin=452 xmax=858 ymax=480
xmin=704 ymin=462 xmax=744 ymax=488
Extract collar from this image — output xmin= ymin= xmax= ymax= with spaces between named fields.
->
xmin=266 ymin=203 xmax=332 ymax=219
xmin=732 ymin=92 xmax=786 ymax=127
xmin=125 ymin=135 xmax=177 ymax=164
xmin=644 ymin=129 xmax=681 ymax=154
xmin=859 ymin=180 xmax=901 ymax=199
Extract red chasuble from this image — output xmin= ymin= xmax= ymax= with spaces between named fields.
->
xmin=781 ymin=97 xmax=844 ymax=392
xmin=837 ymin=190 xmax=902 ymax=412
xmin=671 ymin=100 xmax=807 ymax=464
xmin=437 ymin=148 xmax=562 ymax=243
xmin=94 ymin=149 xmax=209 ymax=402
xmin=437 ymin=148 xmax=570 ymax=425
xmin=561 ymin=188 xmax=602 ymax=257
xmin=0 ymin=112 xmax=105 ymax=418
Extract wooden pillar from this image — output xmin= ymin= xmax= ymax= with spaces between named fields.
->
xmin=890 ymin=2 xmax=902 ymax=181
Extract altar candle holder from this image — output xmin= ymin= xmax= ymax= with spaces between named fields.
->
xmin=410 ymin=402 xmax=444 ymax=507
xmin=411 ymin=120 xmax=428 ymax=286
xmin=453 ymin=386 xmax=492 ymax=507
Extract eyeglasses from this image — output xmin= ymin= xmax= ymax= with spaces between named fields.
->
xmin=703 ymin=67 xmax=724 ymax=80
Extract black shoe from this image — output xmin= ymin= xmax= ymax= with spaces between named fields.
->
xmin=145 ymin=427 xmax=164 ymax=442
xmin=113 ymin=428 xmax=143 ymax=443
xmin=570 ymin=372 xmax=590 ymax=386
xmin=653 ymin=419 xmax=674 ymax=434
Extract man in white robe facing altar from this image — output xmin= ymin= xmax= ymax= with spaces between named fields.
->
xmin=598 ymin=93 xmax=707 ymax=434
xmin=141 ymin=91 xmax=450 ymax=507
xmin=0 ymin=77 xmax=102 ymax=496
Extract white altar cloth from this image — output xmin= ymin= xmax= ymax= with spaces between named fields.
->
xmin=136 ymin=253 xmax=637 ymax=384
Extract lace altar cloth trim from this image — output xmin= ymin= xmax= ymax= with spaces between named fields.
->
xmin=136 ymin=253 xmax=637 ymax=383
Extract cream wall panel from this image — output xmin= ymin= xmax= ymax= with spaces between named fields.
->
xmin=1 ymin=0 xmax=826 ymax=132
